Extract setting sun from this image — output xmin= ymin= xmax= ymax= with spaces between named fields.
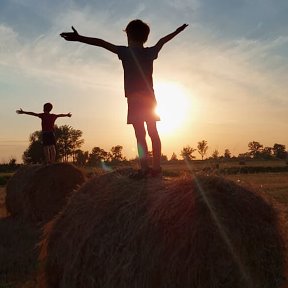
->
xmin=155 ymin=82 xmax=191 ymax=134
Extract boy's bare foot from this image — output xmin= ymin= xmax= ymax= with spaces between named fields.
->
xmin=129 ymin=168 xmax=151 ymax=180
xmin=129 ymin=167 xmax=162 ymax=180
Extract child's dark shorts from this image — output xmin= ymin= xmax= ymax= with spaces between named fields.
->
xmin=127 ymin=96 xmax=160 ymax=124
xmin=42 ymin=131 xmax=56 ymax=146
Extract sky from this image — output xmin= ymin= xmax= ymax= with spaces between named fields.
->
xmin=0 ymin=0 xmax=288 ymax=162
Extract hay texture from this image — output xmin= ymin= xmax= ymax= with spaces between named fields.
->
xmin=5 ymin=164 xmax=42 ymax=217
xmin=39 ymin=173 xmax=287 ymax=288
xmin=0 ymin=216 xmax=41 ymax=285
xmin=6 ymin=163 xmax=85 ymax=223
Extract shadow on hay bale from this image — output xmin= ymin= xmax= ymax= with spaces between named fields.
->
xmin=39 ymin=172 xmax=288 ymax=288
xmin=6 ymin=163 xmax=85 ymax=223
xmin=0 ymin=216 xmax=41 ymax=286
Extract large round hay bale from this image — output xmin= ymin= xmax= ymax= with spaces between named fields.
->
xmin=0 ymin=216 xmax=41 ymax=286
xmin=39 ymin=173 xmax=287 ymax=288
xmin=5 ymin=164 xmax=42 ymax=217
xmin=6 ymin=163 xmax=85 ymax=223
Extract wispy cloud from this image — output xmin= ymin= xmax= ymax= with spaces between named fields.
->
xmin=1 ymin=0 xmax=288 ymax=162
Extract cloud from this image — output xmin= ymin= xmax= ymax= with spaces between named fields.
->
xmin=167 ymin=0 xmax=199 ymax=11
xmin=0 ymin=5 xmax=125 ymax=90
xmin=0 ymin=24 xmax=19 ymax=55
xmin=1 ymin=1 xmax=288 ymax=105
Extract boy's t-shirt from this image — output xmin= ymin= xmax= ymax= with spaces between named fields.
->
xmin=116 ymin=46 xmax=159 ymax=99
xmin=38 ymin=113 xmax=58 ymax=132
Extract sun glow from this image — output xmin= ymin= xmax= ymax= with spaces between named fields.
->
xmin=155 ymin=82 xmax=191 ymax=134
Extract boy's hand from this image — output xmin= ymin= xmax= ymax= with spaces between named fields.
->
xmin=60 ymin=26 xmax=80 ymax=41
xmin=67 ymin=113 xmax=72 ymax=117
xmin=16 ymin=108 xmax=23 ymax=114
xmin=176 ymin=24 xmax=188 ymax=33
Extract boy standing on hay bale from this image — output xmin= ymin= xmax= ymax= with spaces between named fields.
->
xmin=60 ymin=20 xmax=188 ymax=179
xmin=16 ymin=103 xmax=72 ymax=164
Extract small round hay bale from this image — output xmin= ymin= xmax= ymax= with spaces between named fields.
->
xmin=39 ymin=173 xmax=287 ymax=288
xmin=6 ymin=164 xmax=42 ymax=217
xmin=5 ymin=163 xmax=85 ymax=223
xmin=0 ymin=216 xmax=41 ymax=285
xmin=23 ymin=163 xmax=86 ymax=223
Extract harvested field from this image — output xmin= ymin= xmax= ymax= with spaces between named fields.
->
xmin=39 ymin=171 xmax=288 ymax=288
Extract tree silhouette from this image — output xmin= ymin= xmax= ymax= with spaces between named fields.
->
xmin=248 ymin=141 xmax=263 ymax=158
xmin=197 ymin=140 xmax=208 ymax=160
xmin=180 ymin=146 xmax=196 ymax=161
xmin=23 ymin=131 xmax=44 ymax=164
xmin=170 ymin=152 xmax=178 ymax=161
xmin=22 ymin=125 xmax=84 ymax=164
xmin=261 ymin=147 xmax=273 ymax=160
xmin=211 ymin=149 xmax=219 ymax=159
xmin=273 ymin=143 xmax=286 ymax=159
xmin=56 ymin=125 xmax=84 ymax=162
xmin=87 ymin=147 xmax=109 ymax=166
xmin=160 ymin=154 xmax=168 ymax=162
xmin=74 ymin=149 xmax=89 ymax=166
xmin=110 ymin=145 xmax=125 ymax=163
xmin=224 ymin=149 xmax=231 ymax=159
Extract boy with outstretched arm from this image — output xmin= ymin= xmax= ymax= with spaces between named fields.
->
xmin=61 ymin=20 xmax=188 ymax=179
xmin=16 ymin=103 xmax=72 ymax=164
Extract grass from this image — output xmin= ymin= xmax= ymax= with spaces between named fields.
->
xmin=227 ymin=173 xmax=288 ymax=207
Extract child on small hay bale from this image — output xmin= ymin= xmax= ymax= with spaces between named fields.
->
xmin=16 ymin=103 xmax=71 ymax=164
xmin=60 ymin=20 xmax=188 ymax=179
xmin=39 ymin=173 xmax=287 ymax=288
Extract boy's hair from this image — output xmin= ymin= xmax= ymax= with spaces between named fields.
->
xmin=43 ymin=103 xmax=53 ymax=112
xmin=125 ymin=19 xmax=150 ymax=43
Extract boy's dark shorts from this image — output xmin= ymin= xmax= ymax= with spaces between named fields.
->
xmin=127 ymin=97 xmax=160 ymax=124
xmin=42 ymin=131 xmax=56 ymax=146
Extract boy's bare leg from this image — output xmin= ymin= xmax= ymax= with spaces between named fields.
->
xmin=132 ymin=122 xmax=149 ymax=171
xmin=49 ymin=145 xmax=56 ymax=163
xmin=147 ymin=121 xmax=161 ymax=171
xmin=43 ymin=146 xmax=51 ymax=164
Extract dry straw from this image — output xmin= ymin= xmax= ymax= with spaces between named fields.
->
xmin=6 ymin=163 xmax=85 ymax=223
xmin=39 ymin=172 xmax=287 ymax=288
xmin=0 ymin=216 xmax=40 ymax=286
xmin=5 ymin=164 xmax=42 ymax=217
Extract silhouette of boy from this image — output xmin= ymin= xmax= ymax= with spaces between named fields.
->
xmin=16 ymin=103 xmax=72 ymax=164
xmin=61 ymin=20 xmax=188 ymax=178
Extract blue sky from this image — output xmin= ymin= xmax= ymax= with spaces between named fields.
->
xmin=0 ymin=0 xmax=288 ymax=162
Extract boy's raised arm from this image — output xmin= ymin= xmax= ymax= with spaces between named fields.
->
xmin=155 ymin=24 xmax=188 ymax=51
xmin=60 ymin=26 xmax=118 ymax=54
xmin=16 ymin=108 xmax=39 ymax=117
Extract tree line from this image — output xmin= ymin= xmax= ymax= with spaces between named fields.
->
xmin=180 ymin=140 xmax=287 ymax=161
xmin=22 ymin=125 xmax=287 ymax=166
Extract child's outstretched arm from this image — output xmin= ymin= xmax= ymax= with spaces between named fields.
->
xmin=16 ymin=108 xmax=39 ymax=117
xmin=56 ymin=113 xmax=72 ymax=118
xmin=60 ymin=26 xmax=118 ymax=54
xmin=155 ymin=24 xmax=188 ymax=51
